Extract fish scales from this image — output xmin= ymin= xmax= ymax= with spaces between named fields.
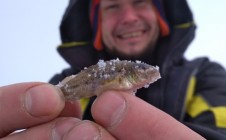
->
xmin=56 ymin=59 xmax=161 ymax=100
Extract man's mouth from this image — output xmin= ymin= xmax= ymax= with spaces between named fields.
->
xmin=117 ymin=30 xmax=146 ymax=39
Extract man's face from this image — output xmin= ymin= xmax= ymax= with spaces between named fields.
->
xmin=100 ymin=0 xmax=160 ymax=58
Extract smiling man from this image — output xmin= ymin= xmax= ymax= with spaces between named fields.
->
xmin=49 ymin=0 xmax=226 ymax=139
xmin=52 ymin=0 xmax=226 ymax=139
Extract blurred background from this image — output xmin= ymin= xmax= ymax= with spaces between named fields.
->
xmin=1 ymin=0 xmax=226 ymax=86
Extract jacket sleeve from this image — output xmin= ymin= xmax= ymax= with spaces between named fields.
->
xmin=185 ymin=58 xmax=226 ymax=139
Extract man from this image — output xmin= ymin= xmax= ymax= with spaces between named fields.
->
xmin=52 ymin=0 xmax=226 ymax=138
xmin=0 ymin=0 xmax=225 ymax=139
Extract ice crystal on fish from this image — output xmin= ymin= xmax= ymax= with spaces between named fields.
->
xmin=98 ymin=59 xmax=106 ymax=70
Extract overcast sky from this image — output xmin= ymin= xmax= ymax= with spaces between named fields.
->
xmin=1 ymin=0 xmax=226 ymax=86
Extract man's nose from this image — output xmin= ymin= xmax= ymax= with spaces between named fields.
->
xmin=121 ymin=6 xmax=139 ymax=25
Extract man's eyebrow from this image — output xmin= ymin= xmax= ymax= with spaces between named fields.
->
xmin=101 ymin=0 xmax=117 ymax=2
xmin=101 ymin=0 xmax=118 ymax=6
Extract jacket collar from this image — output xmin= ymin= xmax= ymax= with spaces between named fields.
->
xmin=156 ymin=24 xmax=196 ymax=74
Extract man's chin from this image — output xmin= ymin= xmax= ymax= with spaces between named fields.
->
xmin=105 ymin=47 xmax=151 ymax=60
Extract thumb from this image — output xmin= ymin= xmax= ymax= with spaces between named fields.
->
xmin=0 ymin=82 xmax=81 ymax=137
xmin=91 ymin=91 xmax=205 ymax=140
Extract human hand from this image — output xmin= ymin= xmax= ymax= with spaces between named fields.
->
xmin=0 ymin=82 xmax=115 ymax=140
xmin=0 ymin=83 xmax=205 ymax=140
xmin=92 ymin=91 xmax=206 ymax=140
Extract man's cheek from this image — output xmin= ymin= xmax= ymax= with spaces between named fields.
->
xmin=103 ymin=33 xmax=113 ymax=49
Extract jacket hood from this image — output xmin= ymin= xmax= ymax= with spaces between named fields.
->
xmin=57 ymin=0 xmax=195 ymax=70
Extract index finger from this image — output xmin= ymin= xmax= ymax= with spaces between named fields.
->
xmin=0 ymin=82 xmax=67 ymax=137
xmin=92 ymin=91 xmax=205 ymax=140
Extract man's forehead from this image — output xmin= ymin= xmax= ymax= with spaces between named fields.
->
xmin=101 ymin=0 xmax=118 ymax=1
xmin=100 ymin=0 xmax=152 ymax=3
xmin=100 ymin=0 xmax=132 ymax=2
xmin=101 ymin=0 xmax=120 ymax=2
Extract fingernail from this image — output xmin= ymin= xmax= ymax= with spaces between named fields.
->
xmin=65 ymin=122 xmax=100 ymax=140
xmin=24 ymin=84 xmax=63 ymax=117
xmin=93 ymin=91 xmax=126 ymax=128
xmin=52 ymin=118 xmax=81 ymax=140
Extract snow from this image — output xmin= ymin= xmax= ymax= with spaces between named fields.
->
xmin=97 ymin=59 xmax=106 ymax=70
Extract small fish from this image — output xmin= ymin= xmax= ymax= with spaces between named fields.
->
xmin=56 ymin=59 xmax=161 ymax=100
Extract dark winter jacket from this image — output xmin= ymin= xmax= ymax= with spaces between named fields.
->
xmin=49 ymin=0 xmax=226 ymax=139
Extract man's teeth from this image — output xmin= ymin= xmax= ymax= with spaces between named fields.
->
xmin=121 ymin=31 xmax=143 ymax=39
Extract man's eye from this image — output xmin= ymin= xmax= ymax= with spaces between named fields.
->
xmin=105 ymin=4 xmax=119 ymax=11
xmin=133 ymin=0 xmax=147 ymax=6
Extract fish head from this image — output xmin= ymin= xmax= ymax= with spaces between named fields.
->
xmin=126 ymin=62 xmax=161 ymax=88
